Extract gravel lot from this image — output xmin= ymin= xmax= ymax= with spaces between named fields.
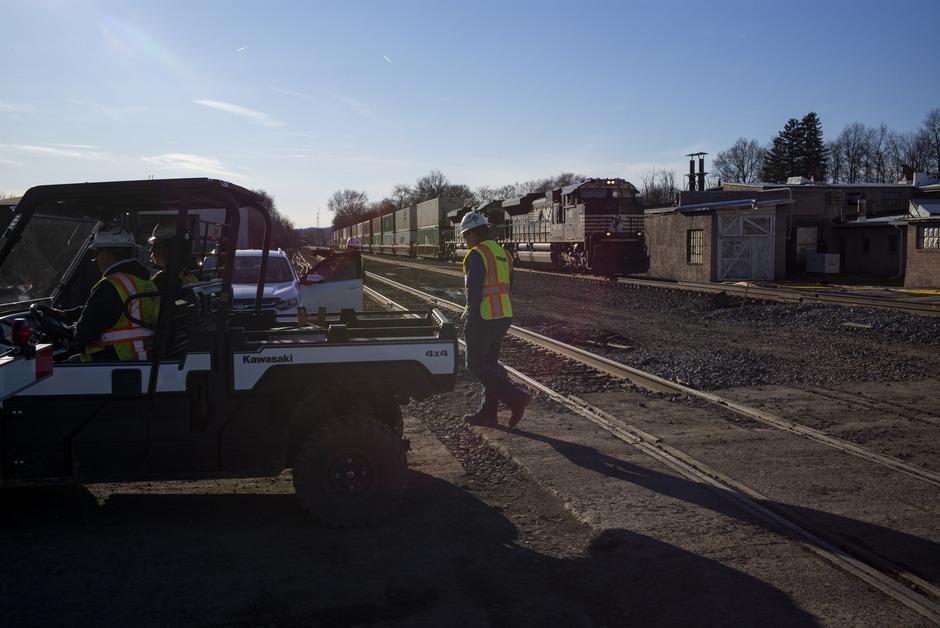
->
xmin=367 ymin=258 xmax=940 ymax=391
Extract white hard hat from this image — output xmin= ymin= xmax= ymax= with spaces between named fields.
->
xmin=346 ymin=236 xmax=361 ymax=249
xmin=91 ymin=225 xmax=139 ymax=250
xmin=459 ymin=211 xmax=488 ymax=235
xmin=148 ymin=222 xmax=177 ymax=244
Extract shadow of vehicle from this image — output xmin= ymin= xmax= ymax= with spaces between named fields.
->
xmin=0 ymin=469 xmax=817 ymax=627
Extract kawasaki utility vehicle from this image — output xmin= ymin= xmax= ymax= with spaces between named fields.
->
xmin=0 ymin=179 xmax=457 ymax=526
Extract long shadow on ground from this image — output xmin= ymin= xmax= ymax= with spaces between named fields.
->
xmin=507 ymin=427 xmax=940 ymax=587
xmin=0 ymin=470 xmax=816 ymax=627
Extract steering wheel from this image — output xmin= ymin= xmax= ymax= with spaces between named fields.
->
xmin=29 ymin=303 xmax=73 ymax=342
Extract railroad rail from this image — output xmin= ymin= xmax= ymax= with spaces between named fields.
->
xmin=365 ymin=270 xmax=940 ymax=489
xmin=363 ymin=280 xmax=940 ymax=624
xmin=361 ymin=252 xmax=940 ymax=317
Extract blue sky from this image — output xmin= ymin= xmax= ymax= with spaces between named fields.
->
xmin=1 ymin=0 xmax=938 ymax=227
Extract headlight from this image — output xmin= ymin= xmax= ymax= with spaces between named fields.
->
xmin=275 ymin=297 xmax=299 ymax=311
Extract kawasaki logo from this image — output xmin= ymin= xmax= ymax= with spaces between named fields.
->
xmin=242 ymin=354 xmax=294 ymax=364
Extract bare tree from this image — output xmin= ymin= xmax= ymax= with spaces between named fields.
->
xmin=369 ymin=197 xmax=397 ymax=217
xmin=639 ymin=170 xmax=678 ymax=206
xmin=495 ymin=184 xmax=517 ymax=200
xmin=866 ymin=123 xmax=893 ymax=183
xmin=472 ymin=185 xmax=497 ymax=205
xmin=920 ymin=107 xmax=940 ymax=175
xmin=830 ymin=123 xmax=872 ymax=183
xmin=413 ymin=170 xmax=450 ymax=203
xmin=328 ymin=189 xmax=370 ymax=228
xmin=712 ymin=138 xmax=765 ymax=183
xmin=391 ymin=183 xmax=412 ymax=208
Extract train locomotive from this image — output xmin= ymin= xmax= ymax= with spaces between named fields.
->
xmin=332 ymin=177 xmax=649 ymax=275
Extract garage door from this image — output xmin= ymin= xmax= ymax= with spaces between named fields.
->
xmin=718 ymin=213 xmax=775 ymax=280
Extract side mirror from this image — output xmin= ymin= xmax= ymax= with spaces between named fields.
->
xmin=300 ymin=273 xmax=325 ymax=286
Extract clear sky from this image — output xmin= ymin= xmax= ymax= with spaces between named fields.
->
xmin=1 ymin=0 xmax=938 ymax=227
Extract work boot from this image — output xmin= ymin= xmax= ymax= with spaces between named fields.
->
xmin=508 ymin=391 xmax=532 ymax=429
xmin=464 ymin=408 xmax=498 ymax=426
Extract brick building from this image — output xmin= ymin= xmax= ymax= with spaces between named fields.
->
xmin=906 ymin=195 xmax=940 ymax=288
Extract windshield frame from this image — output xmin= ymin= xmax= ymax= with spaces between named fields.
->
xmin=0 ymin=178 xmax=272 ymax=314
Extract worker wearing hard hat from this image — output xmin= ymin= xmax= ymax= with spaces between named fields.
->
xmin=346 ymin=236 xmax=361 ymax=250
xmin=54 ymin=225 xmax=160 ymax=361
xmin=148 ymin=223 xmax=197 ymax=293
xmin=459 ymin=211 xmax=530 ymax=428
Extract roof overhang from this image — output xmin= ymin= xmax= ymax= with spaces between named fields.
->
xmin=676 ymin=197 xmax=793 ymax=214
xmin=909 ymin=199 xmax=940 ymax=220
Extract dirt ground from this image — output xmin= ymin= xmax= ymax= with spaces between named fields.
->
xmin=0 ymin=412 xmax=819 ymax=628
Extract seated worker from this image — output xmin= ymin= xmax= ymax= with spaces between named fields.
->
xmin=58 ymin=226 xmax=160 ymax=362
xmin=148 ymin=223 xmax=197 ymax=292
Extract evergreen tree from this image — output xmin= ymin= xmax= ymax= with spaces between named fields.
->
xmin=761 ymin=113 xmax=830 ymax=182
xmin=798 ymin=112 xmax=829 ymax=181
xmin=761 ymin=118 xmax=801 ymax=182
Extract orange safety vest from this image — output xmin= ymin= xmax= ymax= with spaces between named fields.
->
xmin=82 ymin=272 xmax=160 ymax=362
xmin=462 ymin=239 xmax=513 ymax=319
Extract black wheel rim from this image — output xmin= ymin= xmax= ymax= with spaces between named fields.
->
xmin=327 ymin=452 xmax=374 ymax=497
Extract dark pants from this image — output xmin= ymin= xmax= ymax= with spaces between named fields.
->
xmin=464 ymin=316 xmax=523 ymax=415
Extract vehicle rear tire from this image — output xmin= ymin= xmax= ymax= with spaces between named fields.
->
xmin=293 ymin=415 xmax=406 ymax=527
xmin=379 ymin=404 xmax=404 ymax=439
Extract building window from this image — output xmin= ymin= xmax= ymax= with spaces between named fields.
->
xmin=687 ymin=229 xmax=704 ymax=264
xmin=862 ymin=236 xmax=871 ymax=254
xmin=917 ymin=225 xmax=940 ymax=249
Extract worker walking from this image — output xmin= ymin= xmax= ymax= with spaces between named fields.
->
xmin=459 ymin=212 xmax=531 ymax=428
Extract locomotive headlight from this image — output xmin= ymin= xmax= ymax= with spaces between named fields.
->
xmin=606 ymin=231 xmax=612 ymax=237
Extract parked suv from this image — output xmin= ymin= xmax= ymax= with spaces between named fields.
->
xmin=231 ymin=249 xmax=300 ymax=316
xmin=231 ymin=249 xmax=364 ymax=321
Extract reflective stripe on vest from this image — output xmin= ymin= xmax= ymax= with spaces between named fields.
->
xmin=462 ymin=240 xmax=513 ymax=320
xmin=83 ymin=272 xmax=160 ymax=362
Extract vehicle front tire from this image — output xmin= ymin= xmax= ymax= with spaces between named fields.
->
xmin=293 ymin=415 xmax=406 ymax=527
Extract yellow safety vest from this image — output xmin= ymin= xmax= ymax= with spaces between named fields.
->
xmin=83 ymin=272 xmax=160 ymax=362
xmin=463 ymin=240 xmax=513 ymax=319
xmin=152 ymin=268 xmax=198 ymax=288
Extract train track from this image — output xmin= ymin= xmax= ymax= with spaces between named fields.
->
xmin=365 ymin=270 xmax=940 ymax=489
xmin=361 ymin=252 xmax=940 ymax=317
xmin=363 ymin=279 xmax=940 ymax=624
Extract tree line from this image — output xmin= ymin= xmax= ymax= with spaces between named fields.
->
xmin=329 ymin=169 xmax=584 ymax=228
xmin=713 ymin=107 xmax=940 ymax=185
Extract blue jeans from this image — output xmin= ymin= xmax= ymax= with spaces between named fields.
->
xmin=464 ymin=316 xmax=523 ymax=415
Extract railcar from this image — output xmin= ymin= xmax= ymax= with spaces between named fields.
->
xmin=393 ymin=205 xmax=417 ymax=256
xmin=380 ymin=211 xmax=395 ymax=255
xmin=416 ymin=197 xmax=463 ymax=258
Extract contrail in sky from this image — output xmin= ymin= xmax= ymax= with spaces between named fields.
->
xmin=383 ymin=55 xmax=392 ymax=63
xmin=236 ymin=46 xmax=248 ymax=52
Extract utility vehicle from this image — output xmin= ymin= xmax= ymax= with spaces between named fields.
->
xmin=0 ymin=178 xmax=456 ymax=526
